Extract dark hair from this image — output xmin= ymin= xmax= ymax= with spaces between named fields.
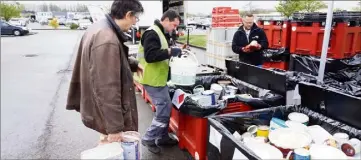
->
xmin=245 ymin=12 xmax=254 ymax=18
xmin=161 ymin=9 xmax=181 ymax=22
xmin=110 ymin=0 xmax=144 ymax=19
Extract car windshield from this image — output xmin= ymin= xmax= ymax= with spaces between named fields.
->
xmin=1 ymin=22 xmax=11 ymax=26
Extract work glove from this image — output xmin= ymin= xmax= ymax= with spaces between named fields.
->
xmin=170 ymin=47 xmax=182 ymax=57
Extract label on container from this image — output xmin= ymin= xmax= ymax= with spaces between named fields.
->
xmin=283 ymin=24 xmax=287 ymax=28
xmin=292 ymin=26 xmax=297 ymax=31
xmin=121 ymin=141 xmax=140 ymax=160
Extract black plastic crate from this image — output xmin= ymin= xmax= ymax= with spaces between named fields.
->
xmin=292 ymin=11 xmax=361 ymax=22
xmin=225 ymin=60 xmax=295 ymax=96
xmin=206 ymin=105 xmax=361 ymax=160
xmin=299 ymin=81 xmax=361 ymax=129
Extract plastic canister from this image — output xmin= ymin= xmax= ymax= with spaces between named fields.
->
xmin=121 ymin=131 xmax=141 ymax=160
xmin=210 ymin=83 xmax=223 ymax=100
xmin=225 ymin=85 xmax=238 ymax=96
xmin=80 ymin=142 xmax=124 ymax=159
xmin=193 ymin=85 xmax=205 ymax=96
xmin=169 ymin=50 xmax=199 ymax=86
xmin=201 ymin=90 xmax=216 ymax=106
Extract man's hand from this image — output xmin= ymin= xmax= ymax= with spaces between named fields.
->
xmin=169 ymin=47 xmax=182 ymax=57
xmin=250 ymin=40 xmax=262 ymax=50
xmin=107 ymin=132 xmax=123 ymax=142
xmin=242 ymin=45 xmax=251 ymax=53
xmin=136 ymin=64 xmax=143 ymax=78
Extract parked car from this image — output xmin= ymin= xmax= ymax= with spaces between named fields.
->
xmin=78 ymin=19 xmax=92 ymax=30
xmin=58 ymin=18 xmax=66 ymax=25
xmin=1 ymin=21 xmax=30 ymax=36
xmin=8 ymin=18 xmax=26 ymax=26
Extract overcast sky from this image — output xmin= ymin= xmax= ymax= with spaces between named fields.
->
xmin=20 ymin=1 xmax=360 ymax=14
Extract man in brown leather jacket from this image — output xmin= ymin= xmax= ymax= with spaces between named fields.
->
xmin=66 ymin=0 xmax=144 ymax=144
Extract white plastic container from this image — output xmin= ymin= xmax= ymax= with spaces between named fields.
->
xmin=80 ymin=142 xmax=124 ymax=159
xmin=211 ymin=83 xmax=223 ymax=100
xmin=225 ymin=27 xmax=238 ymax=42
xmin=121 ymin=131 xmax=142 ymax=160
xmin=169 ymin=50 xmax=199 ymax=86
xmin=225 ymin=85 xmax=238 ymax=96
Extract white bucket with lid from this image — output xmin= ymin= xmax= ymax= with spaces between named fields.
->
xmin=80 ymin=142 xmax=124 ymax=159
xmin=121 ymin=131 xmax=141 ymax=160
xmin=193 ymin=85 xmax=205 ymax=96
xmin=225 ymin=85 xmax=238 ymax=96
xmin=210 ymin=83 xmax=223 ymax=100
xmin=169 ymin=50 xmax=199 ymax=86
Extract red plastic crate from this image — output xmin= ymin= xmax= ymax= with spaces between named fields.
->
xmin=169 ymin=107 xmax=180 ymax=137
xmin=173 ymin=102 xmax=253 ymax=160
xmin=143 ymin=89 xmax=156 ymax=112
xmin=257 ymin=20 xmax=292 ymax=49
xmin=218 ymin=9 xmax=239 ymax=14
xmin=177 ymin=113 xmax=208 ymax=160
xmin=262 ymin=61 xmax=289 ymax=70
xmin=133 ymin=80 xmax=143 ymax=94
xmin=218 ymin=102 xmax=253 ymax=114
xmin=212 ymin=7 xmax=231 ymax=14
xmin=290 ymin=21 xmax=361 ymax=59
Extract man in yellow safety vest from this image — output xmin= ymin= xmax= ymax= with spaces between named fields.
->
xmin=137 ymin=9 xmax=182 ymax=154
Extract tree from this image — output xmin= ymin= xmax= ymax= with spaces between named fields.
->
xmin=352 ymin=0 xmax=361 ymax=11
xmin=301 ymin=0 xmax=327 ymax=12
xmin=76 ymin=4 xmax=88 ymax=12
xmin=275 ymin=0 xmax=304 ymax=18
xmin=39 ymin=3 xmax=49 ymax=12
xmin=49 ymin=3 xmax=61 ymax=12
xmin=49 ymin=18 xmax=59 ymax=29
xmin=0 ymin=2 xmax=24 ymax=21
xmin=333 ymin=8 xmax=344 ymax=12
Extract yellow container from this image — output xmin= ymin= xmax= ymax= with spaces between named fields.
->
xmin=257 ymin=125 xmax=270 ymax=137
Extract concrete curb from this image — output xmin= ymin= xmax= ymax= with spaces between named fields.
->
xmin=176 ymin=41 xmax=206 ymax=50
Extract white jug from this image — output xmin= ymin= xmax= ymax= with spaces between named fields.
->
xmin=169 ymin=50 xmax=199 ymax=86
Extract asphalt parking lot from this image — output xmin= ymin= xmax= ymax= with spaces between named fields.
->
xmin=1 ymin=30 xmax=187 ymax=159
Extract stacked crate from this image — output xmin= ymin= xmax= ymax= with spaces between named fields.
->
xmin=257 ymin=19 xmax=291 ymax=70
xmin=211 ymin=7 xmax=242 ymax=28
xmin=206 ymin=27 xmax=238 ymax=70
xmin=290 ymin=11 xmax=361 ymax=59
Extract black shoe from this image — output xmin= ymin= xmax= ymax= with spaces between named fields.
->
xmin=141 ymin=139 xmax=161 ymax=154
xmin=156 ymin=136 xmax=178 ymax=146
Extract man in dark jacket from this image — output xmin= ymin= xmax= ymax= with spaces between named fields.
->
xmin=66 ymin=0 xmax=144 ymax=145
xmin=137 ymin=10 xmax=182 ymax=154
xmin=232 ymin=13 xmax=269 ymax=66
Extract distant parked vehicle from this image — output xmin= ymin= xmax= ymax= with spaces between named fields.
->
xmin=78 ymin=19 xmax=92 ymax=30
xmin=8 ymin=18 xmax=26 ymax=26
xmin=58 ymin=18 xmax=66 ymax=25
xmin=1 ymin=21 xmax=30 ymax=36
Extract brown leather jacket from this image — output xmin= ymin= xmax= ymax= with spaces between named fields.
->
xmin=66 ymin=15 xmax=138 ymax=135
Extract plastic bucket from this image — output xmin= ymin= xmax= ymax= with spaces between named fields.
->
xmin=225 ymin=85 xmax=238 ymax=96
xmin=80 ymin=142 xmax=124 ymax=159
xmin=121 ymin=131 xmax=141 ymax=160
xmin=211 ymin=83 xmax=223 ymax=100
xmin=170 ymin=50 xmax=199 ymax=86
xmin=201 ymin=90 xmax=216 ymax=106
